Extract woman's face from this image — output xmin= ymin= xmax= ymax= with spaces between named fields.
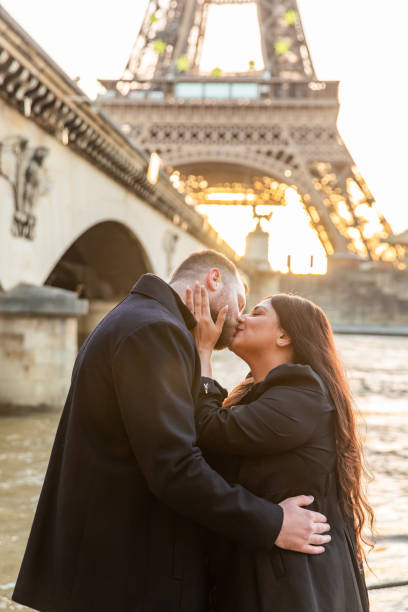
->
xmin=230 ymin=299 xmax=285 ymax=357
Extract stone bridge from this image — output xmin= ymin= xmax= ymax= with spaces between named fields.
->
xmin=0 ymin=7 xmax=243 ymax=409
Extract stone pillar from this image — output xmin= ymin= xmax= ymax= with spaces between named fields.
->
xmin=246 ymin=270 xmax=280 ymax=309
xmin=245 ymin=223 xmax=270 ymax=269
xmin=245 ymin=224 xmax=280 ymax=308
xmin=78 ymin=299 xmax=119 ymax=346
xmin=0 ymin=284 xmax=88 ymax=410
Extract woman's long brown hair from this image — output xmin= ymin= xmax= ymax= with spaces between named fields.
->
xmin=223 ymin=293 xmax=374 ymax=563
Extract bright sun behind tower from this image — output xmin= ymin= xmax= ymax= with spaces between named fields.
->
xmin=197 ymin=188 xmax=327 ymax=274
xmin=199 ymin=3 xmax=264 ymax=74
xmin=193 ymin=2 xmax=328 ymax=273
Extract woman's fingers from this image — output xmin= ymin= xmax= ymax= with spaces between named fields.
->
xmin=191 ymin=284 xmax=226 ymax=342
xmin=201 ymin=285 xmax=211 ymax=317
xmin=194 ymin=281 xmax=202 ymax=318
xmin=215 ymin=305 xmax=229 ymax=334
xmin=185 ymin=287 xmax=194 ymax=313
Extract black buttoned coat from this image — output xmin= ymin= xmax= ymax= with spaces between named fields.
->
xmin=196 ymin=365 xmax=370 ymax=612
xmin=12 ymin=274 xmax=283 ymax=612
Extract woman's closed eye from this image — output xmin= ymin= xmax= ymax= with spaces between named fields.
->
xmin=250 ymin=308 xmax=265 ymax=316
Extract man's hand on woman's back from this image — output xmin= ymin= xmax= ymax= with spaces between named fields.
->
xmin=275 ymin=495 xmax=331 ymax=554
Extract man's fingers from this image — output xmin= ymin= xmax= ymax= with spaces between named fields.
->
xmin=284 ymin=496 xmax=327 ymax=523
xmin=310 ymin=511 xmax=327 ymax=523
xmin=291 ymin=495 xmax=315 ymax=508
xmin=302 ymin=545 xmax=325 ymax=555
xmin=309 ymin=533 xmax=331 ymax=546
xmin=313 ymin=522 xmax=330 ymax=534
xmin=276 ymin=496 xmax=331 ymax=554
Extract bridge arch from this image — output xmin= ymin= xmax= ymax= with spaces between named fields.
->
xmin=45 ymin=220 xmax=153 ymax=300
xmin=44 ymin=220 xmax=155 ymax=344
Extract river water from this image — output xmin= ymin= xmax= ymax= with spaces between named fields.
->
xmin=0 ymin=334 xmax=407 ymax=611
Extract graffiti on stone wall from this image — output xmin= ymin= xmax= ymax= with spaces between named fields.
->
xmin=0 ymin=136 xmax=49 ymax=240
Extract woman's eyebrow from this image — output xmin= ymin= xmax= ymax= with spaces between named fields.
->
xmin=251 ymin=305 xmax=266 ymax=313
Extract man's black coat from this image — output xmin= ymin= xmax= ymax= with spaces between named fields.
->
xmin=13 ymin=274 xmax=283 ymax=612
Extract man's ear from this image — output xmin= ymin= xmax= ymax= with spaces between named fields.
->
xmin=206 ymin=267 xmax=221 ymax=292
xmin=276 ymin=329 xmax=291 ymax=348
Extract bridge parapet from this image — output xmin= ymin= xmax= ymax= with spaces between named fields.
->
xmin=277 ymin=268 xmax=408 ymax=333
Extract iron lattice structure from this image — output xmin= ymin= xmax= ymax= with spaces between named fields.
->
xmin=123 ymin=0 xmax=315 ymax=82
xmin=99 ymin=0 xmax=404 ymax=265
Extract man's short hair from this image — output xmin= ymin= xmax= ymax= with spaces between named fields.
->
xmin=170 ymin=249 xmax=238 ymax=283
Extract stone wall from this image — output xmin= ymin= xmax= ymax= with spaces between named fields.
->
xmin=276 ymin=267 xmax=408 ymax=331
xmin=0 ymin=284 xmax=87 ymax=410
xmin=0 ymin=314 xmax=78 ymax=409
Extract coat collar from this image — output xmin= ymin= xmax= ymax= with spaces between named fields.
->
xmin=130 ymin=273 xmax=196 ymax=330
xmin=240 ymin=363 xmax=322 ymax=403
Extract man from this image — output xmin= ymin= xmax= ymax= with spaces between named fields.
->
xmin=13 ymin=249 xmax=330 ymax=612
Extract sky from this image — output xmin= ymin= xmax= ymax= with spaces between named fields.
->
xmin=2 ymin=0 xmax=408 ymax=269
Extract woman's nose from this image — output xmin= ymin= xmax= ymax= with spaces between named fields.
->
xmin=237 ymin=313 xmax=247 ymax=324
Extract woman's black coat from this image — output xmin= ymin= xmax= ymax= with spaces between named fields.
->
xmin=197 ymin=364 xmax=369 ymax=612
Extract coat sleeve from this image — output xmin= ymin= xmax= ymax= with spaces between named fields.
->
xmin=112 ymin=322 xmax=283 ymax=549
xmin=196 ymin=376 xmax=328 ymax=456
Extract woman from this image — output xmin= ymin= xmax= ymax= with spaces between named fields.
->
xmin=186 ymin=284 xmax=373 ymax=612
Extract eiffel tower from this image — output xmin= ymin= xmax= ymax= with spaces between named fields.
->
xmin=99 ymin=0 xmax=404 ymax=267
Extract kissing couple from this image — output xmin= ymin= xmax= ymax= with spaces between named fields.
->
xmin=13 ymin=249 xmax=371 ymax=612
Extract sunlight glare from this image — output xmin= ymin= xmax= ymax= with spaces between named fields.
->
xmin=337 ymin=201 xmax=353 ymax=223
xmin=198 ymin=188 xmax=327 ymax=274
xmin=348 ymin=180 xmax=365 ymax=205
xmin=206 ymin=192 xmax=255 ymax=202
xmin=197 ymin=205 xmax=256 ymax=255
xmin=267 ymin=190 xmax=327 ymax=274
xmin=199 ymin=3 xmax=264 ymax=74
